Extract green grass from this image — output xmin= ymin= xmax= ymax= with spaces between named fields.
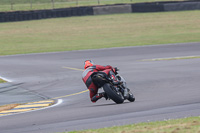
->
xmin=68 ymin=116 xmax=200 ymax=133
xmin=0 ymin=79 xmax=6 ymax=83
xmin=1 ymin=10 xmax=200 ymax=56
xmin=0 ymin=0 xmax=183 ymax=12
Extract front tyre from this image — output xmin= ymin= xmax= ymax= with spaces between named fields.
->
xmin=127 ymin=90 xmax=135 ymax=102
xmin=103 ymin=83 xmax=124 ymax=104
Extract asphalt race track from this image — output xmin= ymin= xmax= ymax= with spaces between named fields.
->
xmin=0 ymin=42 xmax=200 ymax=133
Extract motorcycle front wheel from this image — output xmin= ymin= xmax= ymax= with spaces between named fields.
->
xmin=127 ymin=89 xmax=135 ymax=102
xmin=103 ymin=83 xmax=124 ymax=104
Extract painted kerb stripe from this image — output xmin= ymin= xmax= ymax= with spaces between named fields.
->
xmin=0 ymin=100 xmax=54 ymax=116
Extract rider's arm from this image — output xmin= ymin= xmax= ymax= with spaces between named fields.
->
xmin=95 ymin=65 xmax=113 ymax=71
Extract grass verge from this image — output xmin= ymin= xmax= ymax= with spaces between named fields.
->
xmin=0 ymin=10 xmax=200 ymax=56
xmin=69 ymin=116 xmax=200 ymax=133
xmin=0 ymin=79 xmax=6 ymax=83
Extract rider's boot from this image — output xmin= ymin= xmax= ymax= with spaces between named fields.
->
xmin=91 ymin=92 xmax=108 ymax=102
xmin=103 ymin=92 xmax=108 ymax=100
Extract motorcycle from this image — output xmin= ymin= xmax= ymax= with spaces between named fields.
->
xmin=92 ymin=70 xmax=135 ymax=104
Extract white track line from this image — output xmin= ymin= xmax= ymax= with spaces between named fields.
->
xmin=0 ymin=76 xmax=12 ymax=82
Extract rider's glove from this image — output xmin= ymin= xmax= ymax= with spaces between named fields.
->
xmin=115 ymin=67 xmax=119 ymax=72
xmin=113 ymin=67 xmax=119 ymax=74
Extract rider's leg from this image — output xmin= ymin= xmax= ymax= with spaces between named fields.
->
xmin=91 ymin=92 xmax=108 ymax=102
xmin=89 ymin=83 xmax=108 ymax=103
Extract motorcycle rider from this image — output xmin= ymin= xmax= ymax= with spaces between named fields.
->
xmin=82 ymin=60 xmax=119 ymax=103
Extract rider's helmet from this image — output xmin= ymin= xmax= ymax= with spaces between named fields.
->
xmin=84 ymin=60 xmax=94 ymax=69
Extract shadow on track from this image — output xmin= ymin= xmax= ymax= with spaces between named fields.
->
xmin=86 ymin=101 xmax=131 ymax=107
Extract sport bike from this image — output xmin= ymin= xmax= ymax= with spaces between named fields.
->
xmin=92 ymin=70 xmax=135 ymax=104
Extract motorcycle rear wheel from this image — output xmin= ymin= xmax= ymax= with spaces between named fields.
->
xmin=103 ymin=83 xmax=124 ymax=104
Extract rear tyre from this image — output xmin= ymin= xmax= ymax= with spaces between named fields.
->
xmin=103 ymin=83 xmax=124 ymax=104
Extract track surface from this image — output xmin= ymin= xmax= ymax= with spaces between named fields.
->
xmin=0 ymin=43 xmax=200 ymax=133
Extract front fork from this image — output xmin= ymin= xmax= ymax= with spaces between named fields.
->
xmin=116 ymin=74 xmax=129 ymax=99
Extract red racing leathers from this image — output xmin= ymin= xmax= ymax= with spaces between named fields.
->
xmin=82 ymin=65 xmax=113 ymax=102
